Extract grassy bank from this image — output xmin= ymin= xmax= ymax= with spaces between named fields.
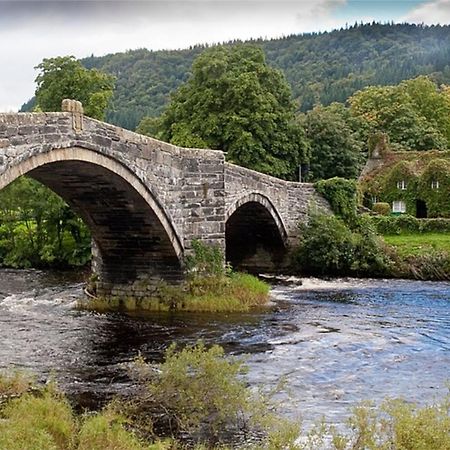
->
xmin=383 ymin=232 xmax=450 ymax=257
xmin=382 ymin=232 xmax=450 ymax=280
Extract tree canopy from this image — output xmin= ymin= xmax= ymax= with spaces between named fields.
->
xmin=349 ymin=76 xmax=450 ymax=151
xmin=34 ymin=56 xmax=115 ymax=120
xmin=150 ymin=44 xmax=309 ymax=179
xmin=301 ymin=103 xmax=365 ymax=180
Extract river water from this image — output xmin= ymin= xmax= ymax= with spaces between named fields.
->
xmin=0 ymin=269 xmax=449 ymax=427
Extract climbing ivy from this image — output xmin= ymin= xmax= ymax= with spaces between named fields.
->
xmin=418 ymin=159 xmax=450 ymax=218
xmin=314 ymin=177 xmax=357 ymax=224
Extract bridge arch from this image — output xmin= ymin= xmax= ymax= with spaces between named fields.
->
xmin=1 ymin=146 xmax=184 ymax=286
xmin=225 ymin=193 xmax=288 ymax=272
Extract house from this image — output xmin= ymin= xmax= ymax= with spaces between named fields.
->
xmin=359 ymin=134 xmax=450 ymax=218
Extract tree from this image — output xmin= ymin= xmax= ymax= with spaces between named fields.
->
xmin=34 ymin=56 xmax=115 ymax=120
xmin=146 ymin=45 xmax=309 ymax=180
xmin=301 ymin=103 xmax=364 ymax=180
xmin=349 ymin=76 xmax=450 ymax=150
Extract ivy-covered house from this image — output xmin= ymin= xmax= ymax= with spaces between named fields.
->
xmin=359 ymin=134 xmax=450 ymax=218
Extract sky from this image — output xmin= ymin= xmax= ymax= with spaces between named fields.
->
xmin=1 ymin=0 xmax=450 ymax=112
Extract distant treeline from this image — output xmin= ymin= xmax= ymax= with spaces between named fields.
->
xmin=21 ymin=22 xmax=450 ymax=130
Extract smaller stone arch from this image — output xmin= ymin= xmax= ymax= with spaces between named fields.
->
xmin=225 ymin=193 xmax=288 ymax=272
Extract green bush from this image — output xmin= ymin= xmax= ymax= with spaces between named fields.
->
xmin=327 ymin=397 xmax=450 ymax=450
xmin=420 ymin=218 xmax=450 ymax=233
xmin=77 ymin=408 xmax=150 ymax=450
xmin=185 ymin=239 xmax=225 ymax=279
xmin=371 ymin=215 xmax=450 ymax=235
xmin=372 ymin=202 xmax=390 ymax=215
xmin=125 ymin=342 xmax=267 ymax=445
xmin=296 ymin=214 xmax=391 ymax=277
xmin=314 ymin=177 xmax=358 ymax=224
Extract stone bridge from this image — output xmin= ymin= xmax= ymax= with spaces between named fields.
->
xmin=0 ymin=102 xmax=328 ymax=298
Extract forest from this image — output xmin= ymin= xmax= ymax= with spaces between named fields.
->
xmin=20 ymin=23 xmax=450 ymax=131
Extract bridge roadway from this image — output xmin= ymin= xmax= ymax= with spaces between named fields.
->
xmin=0 ymin=100 xmax=328 ymax=299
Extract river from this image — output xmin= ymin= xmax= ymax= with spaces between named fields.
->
xmin=0 ymin=269 xmax=449 ymax=427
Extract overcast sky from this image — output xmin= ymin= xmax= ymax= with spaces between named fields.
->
xmin=1 ymin=0 xmax=449 ymax=112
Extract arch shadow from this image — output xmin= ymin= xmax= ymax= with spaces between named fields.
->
xmin=225 ymin=193 xmax=288 ymax=273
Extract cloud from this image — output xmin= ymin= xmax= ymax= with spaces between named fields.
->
xmin=402 ymin=0 xmax=450 ymax=24
xmin=0 ymin=0 xmax=350 ymax=112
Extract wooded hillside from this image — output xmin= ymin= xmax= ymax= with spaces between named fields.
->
xmin=22 ymin=23 xmax=450 ymax=130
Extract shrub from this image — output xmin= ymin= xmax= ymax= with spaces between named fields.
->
xmin=371 ymin=214 xmax=420 ymax=235
xmin=185 ymin=239 xmax=225 ymax=279
xmin=314 ymin=177 xmax=358 ymax=224
xmin=296 ymin=214 xmax=391 ymax=277
xmin=420 ymin=218 xmax=450 ymax=233
xmin=328 ymin=396 xmax=450 ymax=450
xmin=125 ymin=342 xmax=266 ymax=445
xmin=372 ymin=202 xmax=390 ymax=215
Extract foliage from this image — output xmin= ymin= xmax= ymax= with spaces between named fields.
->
xmin=126 ymin=342 xmax=263 ymax=444
xmin=21 ymin=23 xmax=450 ymax=131
xmin=349 ymin=76 xmax=450 ymax=150
xmin=34 ymin=55 xmax=115 ymax=120
xmin=296 ymin=214 xmax=391 ymax=277
xmin=185 ymin=239 xmax=226 ymax=280
xmin=314 ymin=177 xmax=358 ymax=224
xmin=0 ymin=177 xmax=91 ymax=268
xmin=325 ymin=397 xmax=450 ymax=450
xmin=0 ymin=386 xmax=75 ymax=450
xmin=77 ymin=407 xmax=151 ymax=450
xmin=0 ymin=371 xmax=34 ymax=399
xmin=372 ymin=202 xmax=390 ymax=215
xmin=301 ymin=103 xmax=364 ymax=180
xmin=418 ymin=159 xmax=450 ymax=218
xmin=145 ymin=44 xmax=309 ymax=179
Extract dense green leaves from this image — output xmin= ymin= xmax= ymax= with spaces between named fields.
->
xmin=349 ymin=76 xmax=450 ymax=150
xmin=35 ymin=56 xmax=115 ymax=120
xmin=21 ymin=23 xmax=450 ymax=130
xmin=0 ymin=177 xmax=91 ymax=268
xmin=301 ymin=103 xmax=365 ymax=180
xmin=150 ymin=45 xmax=309 ymax=179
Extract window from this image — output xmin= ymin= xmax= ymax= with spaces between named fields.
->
xmin=397 ymin=180 xmax=407 ymax=190
xmin=392 ymin=201 xmax=406 ymax=213
xmin=431 ymin=180 xmax=440 ymax=189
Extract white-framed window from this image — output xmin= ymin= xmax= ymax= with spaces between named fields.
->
xmin=397 ymin=180 xmax=407 ymax=190
xmin=392 ymin=200 xmax=406 ymax=213
xmin=431 ymin=180 xmax=440 ymax=189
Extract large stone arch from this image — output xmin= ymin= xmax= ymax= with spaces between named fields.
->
xmin=0 ymin=146 xmax=184 ymax=289
xmin=225 ymin=193 xmax=288 ymax=272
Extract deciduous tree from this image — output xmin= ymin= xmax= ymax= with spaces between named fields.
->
xmin=147 ymin=45 xmax=309 ymax=180
xmin=35 ymin=56 xmax=115 ymax=120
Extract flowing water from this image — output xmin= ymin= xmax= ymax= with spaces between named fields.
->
xmin=0 ymin=269 xmax=449 ymax=426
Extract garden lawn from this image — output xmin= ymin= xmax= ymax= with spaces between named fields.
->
xmin=383 ymin=232 xmax=450 ymax=257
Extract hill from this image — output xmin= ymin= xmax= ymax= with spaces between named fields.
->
xmin=22 ymin=23 xmax=450 ymax=130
